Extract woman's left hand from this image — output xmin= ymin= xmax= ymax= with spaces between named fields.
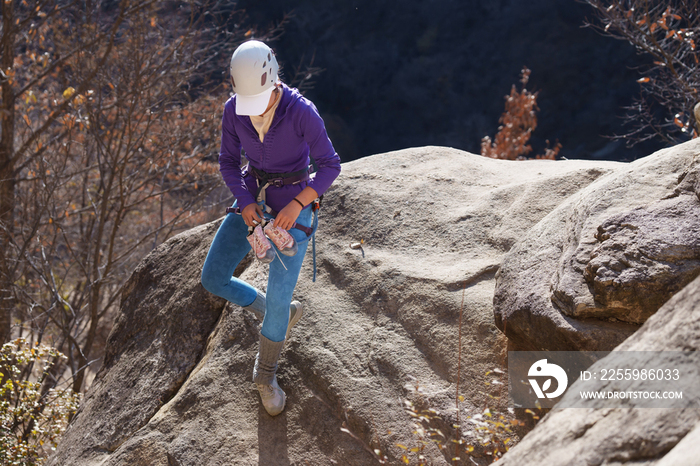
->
xmin=275 ymin=201 xmax=303 ymax=230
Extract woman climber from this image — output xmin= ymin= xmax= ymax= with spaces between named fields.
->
xmin=201 ymin=40 xmax=341 ymax=416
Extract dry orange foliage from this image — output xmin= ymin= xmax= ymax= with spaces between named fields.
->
xmin=481 ymin=68 xmax=561 ymax=161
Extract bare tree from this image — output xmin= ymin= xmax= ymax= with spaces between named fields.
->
xmin=2 ymin=0 xmax=321 ymax=396
xmin=1 ymin=0 xmax=130 ymax=347
xmin=582 ymin=0 xmax=700 ymax=144
xmin=2 ymin=0 xmax=271 ymax=393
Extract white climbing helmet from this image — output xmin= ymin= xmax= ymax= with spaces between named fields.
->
xmin=230 ymin=40 xmax=279 ymax=115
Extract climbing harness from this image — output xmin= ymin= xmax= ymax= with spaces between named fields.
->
xmin=248 ymin=164 xmax=310 ymax=205
xmin=226 ymin=164 xmax=322 ymax=281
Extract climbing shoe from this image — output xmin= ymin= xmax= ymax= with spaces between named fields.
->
xmin=247 ymin=224 xmax=275 ymax=263
xmin=264 ymin=219 xmax=298 ymax=257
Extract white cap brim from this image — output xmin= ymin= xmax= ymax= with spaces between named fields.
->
xmin=235 ymin=86 xmax=275 ymax=116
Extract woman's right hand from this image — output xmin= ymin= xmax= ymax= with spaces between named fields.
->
xmin=241 ymin=203 xmax=264 ymax=227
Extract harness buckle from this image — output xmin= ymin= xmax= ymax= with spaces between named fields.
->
xmin=271 ymin=178 xmax=285 ymax=188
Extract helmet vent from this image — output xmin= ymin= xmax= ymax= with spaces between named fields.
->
xmin=231 ymin=77 xmax=236 ymax=88
xmin=268 ymin=53 xmax=271 ymax=61
xmin=260 ymin=72 xmax=267 ymax=86
xmin=262 ymin=61 xmax=267 ymax=68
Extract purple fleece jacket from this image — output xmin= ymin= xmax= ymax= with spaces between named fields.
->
xmin=219 ymin=83 xmax=341 ymax=213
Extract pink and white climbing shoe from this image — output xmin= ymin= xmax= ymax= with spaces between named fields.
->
xmin=247 ymin=224 xmax=275 ymax=263
xmin=264 ymin=220 xmax=298 ymax=257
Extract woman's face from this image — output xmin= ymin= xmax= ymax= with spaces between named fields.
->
xmin=259 ymin=86 xmax=279 ymax=116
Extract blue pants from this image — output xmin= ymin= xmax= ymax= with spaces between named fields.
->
xmin=201 ymin=202 xmax=311 ymax=342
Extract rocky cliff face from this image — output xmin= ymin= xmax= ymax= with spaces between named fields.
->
xmin=49 ymin=140 xmax=700 ymax=465
xmin=48 ymin=147 xmax=622 ymax=466
xmin=493 ymin=275 xmax=700 ymax=466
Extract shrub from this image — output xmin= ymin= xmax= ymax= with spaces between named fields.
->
xmin=0 ymin=339 xmax=80 ymax=465
xmin=481 ymin=68 xmax=562 ymax=161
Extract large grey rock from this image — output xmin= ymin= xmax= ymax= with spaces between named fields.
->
xmin=493 ymin=274 xmax=700 ymax=466
xmin=583 ymin=193 xmax=700 ymax=323
xmin=494 ymin=139 xmax=700 ymax=351
xmin=48 ymin=147 xmax=622 ymax=466
xmin=46 ymin=219 xmax=232 ymax=465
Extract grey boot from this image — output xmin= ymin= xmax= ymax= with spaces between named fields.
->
xmin=243 ymin=290 xmax=266 ymax=320
xmin=253 ymin=334 xmax=286 ymax=416
xmin=285 ymin=300 xmax=303 ymax=341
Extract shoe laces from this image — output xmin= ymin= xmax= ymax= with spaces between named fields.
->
xmin=265 ymin=220 xmax=294 ymax=249
xmin=255 ymin=383 xmax=276 ymax=398
xmin=250 ymin=225 xmax=271 ymax=255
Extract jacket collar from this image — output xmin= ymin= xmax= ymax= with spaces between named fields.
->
xmin=235 ymin=83 xmax=294 ymax=134
xmin=270 ymin=83 xmax=293 ymax=125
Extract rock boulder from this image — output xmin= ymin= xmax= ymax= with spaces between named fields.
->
xmin=494 ymin=273 xmax=700 ymax=466
xmin=48 ymin=147 xmax=622 ymax=466
xmin=494 ymin=139 xmax=700 ymax=351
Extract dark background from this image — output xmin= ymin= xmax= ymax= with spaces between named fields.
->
xmin=234 ymin=0 xmax=667 ymax=163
